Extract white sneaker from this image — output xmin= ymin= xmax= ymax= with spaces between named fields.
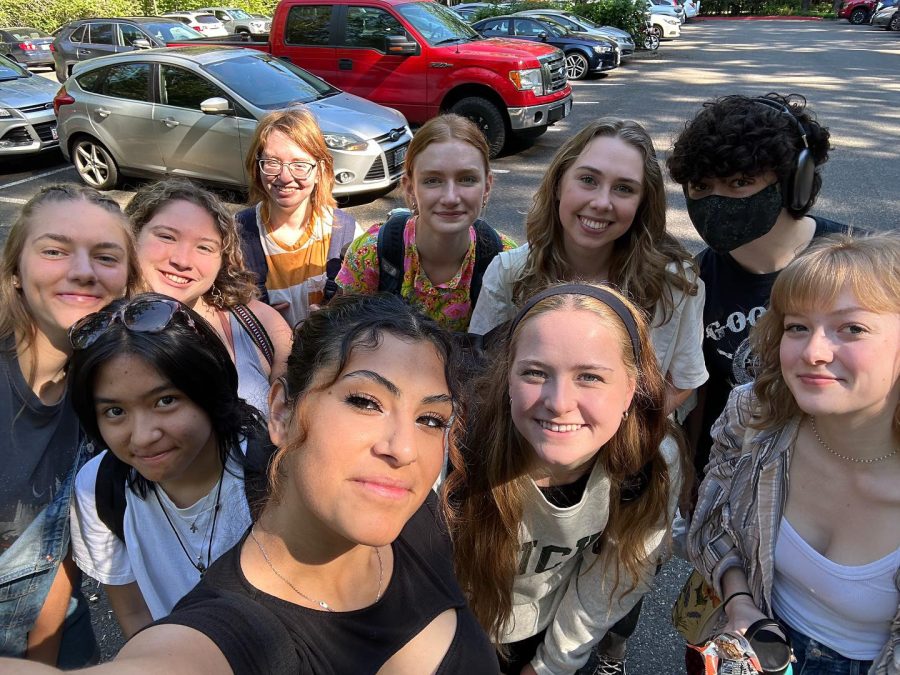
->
xmin=592 ymin=657 xmax=626 ymax=675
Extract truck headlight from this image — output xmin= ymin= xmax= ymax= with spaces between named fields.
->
xmin=323 ymin=133 xmax=368 ymax=152
xmin=509 ymin=68 xmax=544 ymax=96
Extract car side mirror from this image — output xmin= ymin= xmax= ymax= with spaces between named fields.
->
xmin=538 ymin=30 xmax=548 ymax=40
xmin=200 ymin=96 xmax=233 ymax=114
xmin=132 ymin=38 xmax=152 ymax=49
xmin=385 ymin=34 xmax=418 ymax=55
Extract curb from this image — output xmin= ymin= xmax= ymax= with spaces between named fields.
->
xmin=694 ymin=14 xmax=826 ymax=20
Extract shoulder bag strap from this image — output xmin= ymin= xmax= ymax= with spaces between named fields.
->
xmin=229 ymin=304 xmax=275 ymax=368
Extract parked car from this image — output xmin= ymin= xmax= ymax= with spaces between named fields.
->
xmin=1 ymin=27 xmax=55 ymax=68
xmin=165 ymin=0 xmax=573 ymax=158
xmin=838 ymin=0 xmax=877 ymax=23
xmin=514 ymin=10 xmax=635 ymax=60
xmin=0 ymin=54 xmax=60 ymax=156
xmin=679 ymin=0 xmax=701 ymax=19
xmin=196 ymin=7 xmax=272 ymax=35
xmin=653 ymin=0 xmax=687 ymax=20
xmin=473 ymin=15 xmax=618 ymax=80
xmin=54 ymin=47 xmax=412 ymax=195
xmin=871 ymin=0 xmax=900 ymax=27
xmin=161 ymin=12 xmax=230 ymax=37
xmin=51 ymin=17 xmax=202 ymax=81
xmin=645 ymin=1 xmax=682 ymax=38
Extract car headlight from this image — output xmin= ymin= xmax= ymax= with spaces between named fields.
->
xmin=0 ymin=108 xmax=13 ymax=118
xmin=323 ymin=132 xmax=368 ymax=152
xmin=509 ymin=68 xmax=544 ymax=96
xmin=664 ymin=16 xmax=680 ymax=23
xmin=593 ymin=44 xmax=613 ymax=53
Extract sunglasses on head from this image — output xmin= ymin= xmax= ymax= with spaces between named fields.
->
xmin=69 ymin=298 xmax=196 ymax=351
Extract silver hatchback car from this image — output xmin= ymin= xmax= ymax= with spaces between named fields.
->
xmin=54 ymin=47 xmax=412 ymax=196
xmin=0 ymin=54 xmax=60 ymax=156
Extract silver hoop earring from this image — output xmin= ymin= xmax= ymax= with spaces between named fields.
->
xmin=622 ymin=409 xmax=629 ymax=421
xmin=209 ymin=285 xmax=225 ymax=308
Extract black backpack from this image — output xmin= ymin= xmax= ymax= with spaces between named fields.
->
xmin=376 ymin=211 xmax=503 ymax=308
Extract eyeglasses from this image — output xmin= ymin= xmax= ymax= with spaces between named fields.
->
xmin=69 ymin=298 xmax=196 ymax=351
xmin=257 ymin=158 xmax=317 ymax=180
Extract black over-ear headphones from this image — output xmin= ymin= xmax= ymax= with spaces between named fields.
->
xmin=752 ymin=97 xmax=815 ymax=212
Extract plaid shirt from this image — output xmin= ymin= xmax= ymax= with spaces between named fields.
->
xmin=689 ymin=383 xmax=899 ymax=674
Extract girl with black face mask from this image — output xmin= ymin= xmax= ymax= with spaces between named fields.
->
xmin=666 ymin=93 xmax=853 ymax=487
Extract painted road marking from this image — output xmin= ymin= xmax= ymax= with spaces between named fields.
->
xmin=0 ymin=166 xmax=73 ymax=190
xmin=0 ymin=196 xmax=28 ymax=204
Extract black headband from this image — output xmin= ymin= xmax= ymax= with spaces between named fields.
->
xmin=508 ymin=284 xmax=642 ymax=361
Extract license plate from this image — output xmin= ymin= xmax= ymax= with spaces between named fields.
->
xmin=51 ymin=125 xmax=58 ymax=140
xmin=40 ymin=44 xmax=50 ymax=50
xmin=394 ymin=145 xmax=407 ymax=165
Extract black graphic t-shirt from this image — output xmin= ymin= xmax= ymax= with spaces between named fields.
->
xmin=694 ymin=216 xmax=851 ymax=474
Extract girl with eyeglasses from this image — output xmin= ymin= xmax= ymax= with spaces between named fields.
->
xmin=447 ymin=283 xmax=683 ymax=675
xmin=236 ymin=107 xmax=364 ymax=327
xmin=126 ymin=179 xmax=292 ymax=418
xmin=4 ymin=294 xmax=499 ymax=674
xmin=65 ymin=293 xmax=265 ymax=640
xmin=0 ymin=185 xmax=139 ymax=667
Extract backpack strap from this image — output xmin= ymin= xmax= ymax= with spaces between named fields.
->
xmin=95 ymin=450 xmax=130 ymax=543
xmin=323 ymin=209 xmax=359 ymax=304
xmin=470 ymin=219 xmax=503 ymax=307
xmin=376 ymin=212 xmax=409 ymax=296
xmin=229 ymin=304 xmax=275 ymax=368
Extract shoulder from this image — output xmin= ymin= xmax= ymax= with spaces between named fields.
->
xmin=235 ymin=207 xmax=260 ymax=232
xmin=495 ymin=243 xmax=529 ymax=273
xmin=244 ymin=299 xmax=290 ymax=339
xmin=810 ymin=215 xmax=854 ymax=236
xmin=333 ymin=208 xmax=357 ymax=227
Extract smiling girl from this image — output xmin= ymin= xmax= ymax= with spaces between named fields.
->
xmin=66 ymin=293 xmax=264 ymax=638
xmin=0 ymin=185 xmax=139 ymax=666
xmin=338 ymin=114 xmax=515 ymax=331
xmin=470 ymin=119 xmax=705 ymax=417
xmin=449 ymin=283 xmax=683 ymax=675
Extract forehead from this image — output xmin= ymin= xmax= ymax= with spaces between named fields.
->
xmin=144 ymin=200 xmax=222 ymax=241
xmin=513 ymin=309 xmax=625 ymax=367
xmin=94 ymin=353 xmax=169 ymax=395
xmin=262 ymin=129 xmax=315 ymax=161
xmin=412 ymin=140 xmax=487 ymax=175
xmin=26 ymin=199 xmax=128 ymax=246
xmin=568 ymin=136 xmax=644 ymax=182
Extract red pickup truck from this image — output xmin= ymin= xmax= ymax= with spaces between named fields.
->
xmin=170 ymin=0 xmax=573 ymax=156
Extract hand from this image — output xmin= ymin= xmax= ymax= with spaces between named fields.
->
xmin=722 ymin=596 xmax=769 ymax=636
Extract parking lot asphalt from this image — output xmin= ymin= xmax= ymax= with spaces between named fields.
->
xmin=2 ymin=18 xmax=899 ymax=673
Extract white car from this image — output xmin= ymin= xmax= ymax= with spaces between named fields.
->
xmin=645 ymin=1 xmax=683 ymax=37
xmin=680 ymin=0 xmax=701 ymax=18
xmin=161 ymin=12 xmax=230 ymax=37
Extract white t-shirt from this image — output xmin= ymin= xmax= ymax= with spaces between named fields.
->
xmin=70 ymin=449 xmax=251 ymax=619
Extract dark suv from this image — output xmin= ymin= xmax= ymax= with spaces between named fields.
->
xmin=51 ymin=17 xmax=201 ymax=81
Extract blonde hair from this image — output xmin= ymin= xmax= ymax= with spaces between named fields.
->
xmin=244 ymin=107 xmax=336 ymax=226
xmin=126 ymin=179 xmax=257 ymax=307
xmin=752 ymin=231 xmax=900 ymax=432
xmin=515 ymin=119 xmax=697 ymax=321
xmin=445 ymin=283 xmax=679 ymax=645
xmin=1 ymin=184 xmax=141 ymax=353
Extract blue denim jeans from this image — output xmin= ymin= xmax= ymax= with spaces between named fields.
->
xmin=782 ymin=621 xmax=873 ymax=675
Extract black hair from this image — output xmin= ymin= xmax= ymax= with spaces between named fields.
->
xmin=68 ymin=292 xmax=264 ymax=497
xmin=667 ymin=93 xmax=831 ymax=218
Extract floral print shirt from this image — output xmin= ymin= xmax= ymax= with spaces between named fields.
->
xmin=336 ymin=216 xmax=517 ymax=332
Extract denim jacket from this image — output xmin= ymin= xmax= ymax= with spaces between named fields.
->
xmin=689 ymin=384 xmax=899 ymax=675
xmin=0 ymin=435 xmax=91 ymax=657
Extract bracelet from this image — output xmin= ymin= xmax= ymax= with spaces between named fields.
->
xmin=722 ymin=591 xmax=754 ymax=609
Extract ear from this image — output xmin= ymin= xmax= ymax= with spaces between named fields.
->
xmin=401 ymin=174 xmax=415 ymax=207
xmin=267 ymin=379 xmax=291 ymax=447
xmin=623 ymin=376 xmax=636 ymax=416
xmin=483 ymin=171 xmax=494 ymax=202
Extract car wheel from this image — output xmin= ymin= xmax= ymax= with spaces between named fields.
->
xmin=72 ymin=137 xmax=119 ymax=190
xmin=849 ymin=7 xmax=868 ymax=23
xmin=564 ymin=52 xmax=590 ymax=80
xmin=449 ymin=96 xmax=507 ymax=158
xmin=890 ymin=12 xmax=900 ymax=29
xmin=651 ymin=25 xmax=663 ymax=39
xmin=644 ymin=32 xmax=660 ymax=50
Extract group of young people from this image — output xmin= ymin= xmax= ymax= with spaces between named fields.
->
xmin=0 ymin=91 xmax=896 ymax=675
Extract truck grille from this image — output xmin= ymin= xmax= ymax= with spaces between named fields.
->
xmin=539 ymin=52 xmax=568 ymax=93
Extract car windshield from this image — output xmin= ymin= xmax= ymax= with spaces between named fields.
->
xmin=203 ymin=53 xmax=337 ymax=109
xmin=195 ymin=15 xmax=220 ymax=24
xmin=569 ymin=14 xmax=600 ymax=28
xmin=0 ymin=55 xmax=28 ymax=80
xmin=140 ymin=21 xmax=202 ymax=41
xmin=229 ymin=9 xmax=253 ymax=19
xmin=8 ymin=27 xmax=51 ymax=39
xmin=396 ymin=2 xmax=479 ymax=45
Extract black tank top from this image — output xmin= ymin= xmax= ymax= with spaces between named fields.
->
xmin=155 ymin=493 xmax=499 ymax=674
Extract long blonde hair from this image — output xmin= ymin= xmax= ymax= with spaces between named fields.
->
xmin=751 ymin=231 xmax=900 ymax=432
xmin=244 ymin=107 xmax=336 ymax=226
xmin=515 ymin=119 xmax=697 ymax=321
xmin=445 ymin=283 xmax=677 ymax=645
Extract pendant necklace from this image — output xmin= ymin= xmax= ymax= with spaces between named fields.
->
xmin=155 ymin=465 xmax=225 ymax=578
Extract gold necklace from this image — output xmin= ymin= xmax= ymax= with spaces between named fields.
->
xmin=249 ymin=528 xmax=383 ymax=612
xmin=809 ymin=416 xmax=898 ymax=464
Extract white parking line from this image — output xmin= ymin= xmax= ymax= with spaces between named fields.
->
xmin=493 ymin=169 xmax=510 ymax=174
xmin=0 ymin=166 xmax=73 ymax=190
xmin=0 ymin=196 xmax=28 ymax=204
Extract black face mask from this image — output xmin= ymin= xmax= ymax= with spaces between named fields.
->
xmin=684 ymin=182 xmax=783 ymax=254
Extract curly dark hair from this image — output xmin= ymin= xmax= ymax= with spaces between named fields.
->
xmin=667 ymin=93 xmax=831 ymax=218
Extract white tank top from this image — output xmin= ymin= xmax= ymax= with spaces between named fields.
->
xmin=772 ymin=517 xmax=900 ymax=660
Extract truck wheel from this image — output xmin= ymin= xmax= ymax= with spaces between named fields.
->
xmin=72 ymin=137 xmax=119 ymax=191
xmin=450 ymin=97 xmax=506 ymax=158
xmin=849 ymin=7 xmax=868 ymax=23
xmin=564 ymin=52 xmax=590 ymax=80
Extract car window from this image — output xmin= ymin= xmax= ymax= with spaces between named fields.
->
xmin=69 ymin=25 xmax=86 ymax=43
xmin=9 ymin=28 xmax=51 ymax=40
xmin=196 ymin=15 xmax=220 ymax=24
xmin=545 ymin=15 xmax=577 ymax=29
xmin=480 ymin=19 xmax=508 ymax=33
xmin=396 ymin=2 xmax=478 ymax=45
xmin=203 ymin=53 xmax=336 ymax=109
xmin=101 ymin=63 xmax=151 ymax=101
xmin=230 ymin=9 xmax=252 ymax=19
xmin=138 ymin=21 xmax=201 ymax=42
xmin=75 ymin=67 xmax=105 ymax=93
xmin=88 ymin=23 xmax=116 ymax=46
xmin=120 ymin=24 xmax=149 ymax=46
xmin=0 ymin=56 xmax=28 ymax=79
xmin=285 ymin=5 xmax=332 ymax=45
xmin=342 ymin=7 xmax=406 ymax=50
xmin=513 ymin=19 xmax=546 ymax=36
xmin=213 ymin=11 xmax=229 ymax=20
xmin=161 ymin=65 xmax=226 ymax=109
